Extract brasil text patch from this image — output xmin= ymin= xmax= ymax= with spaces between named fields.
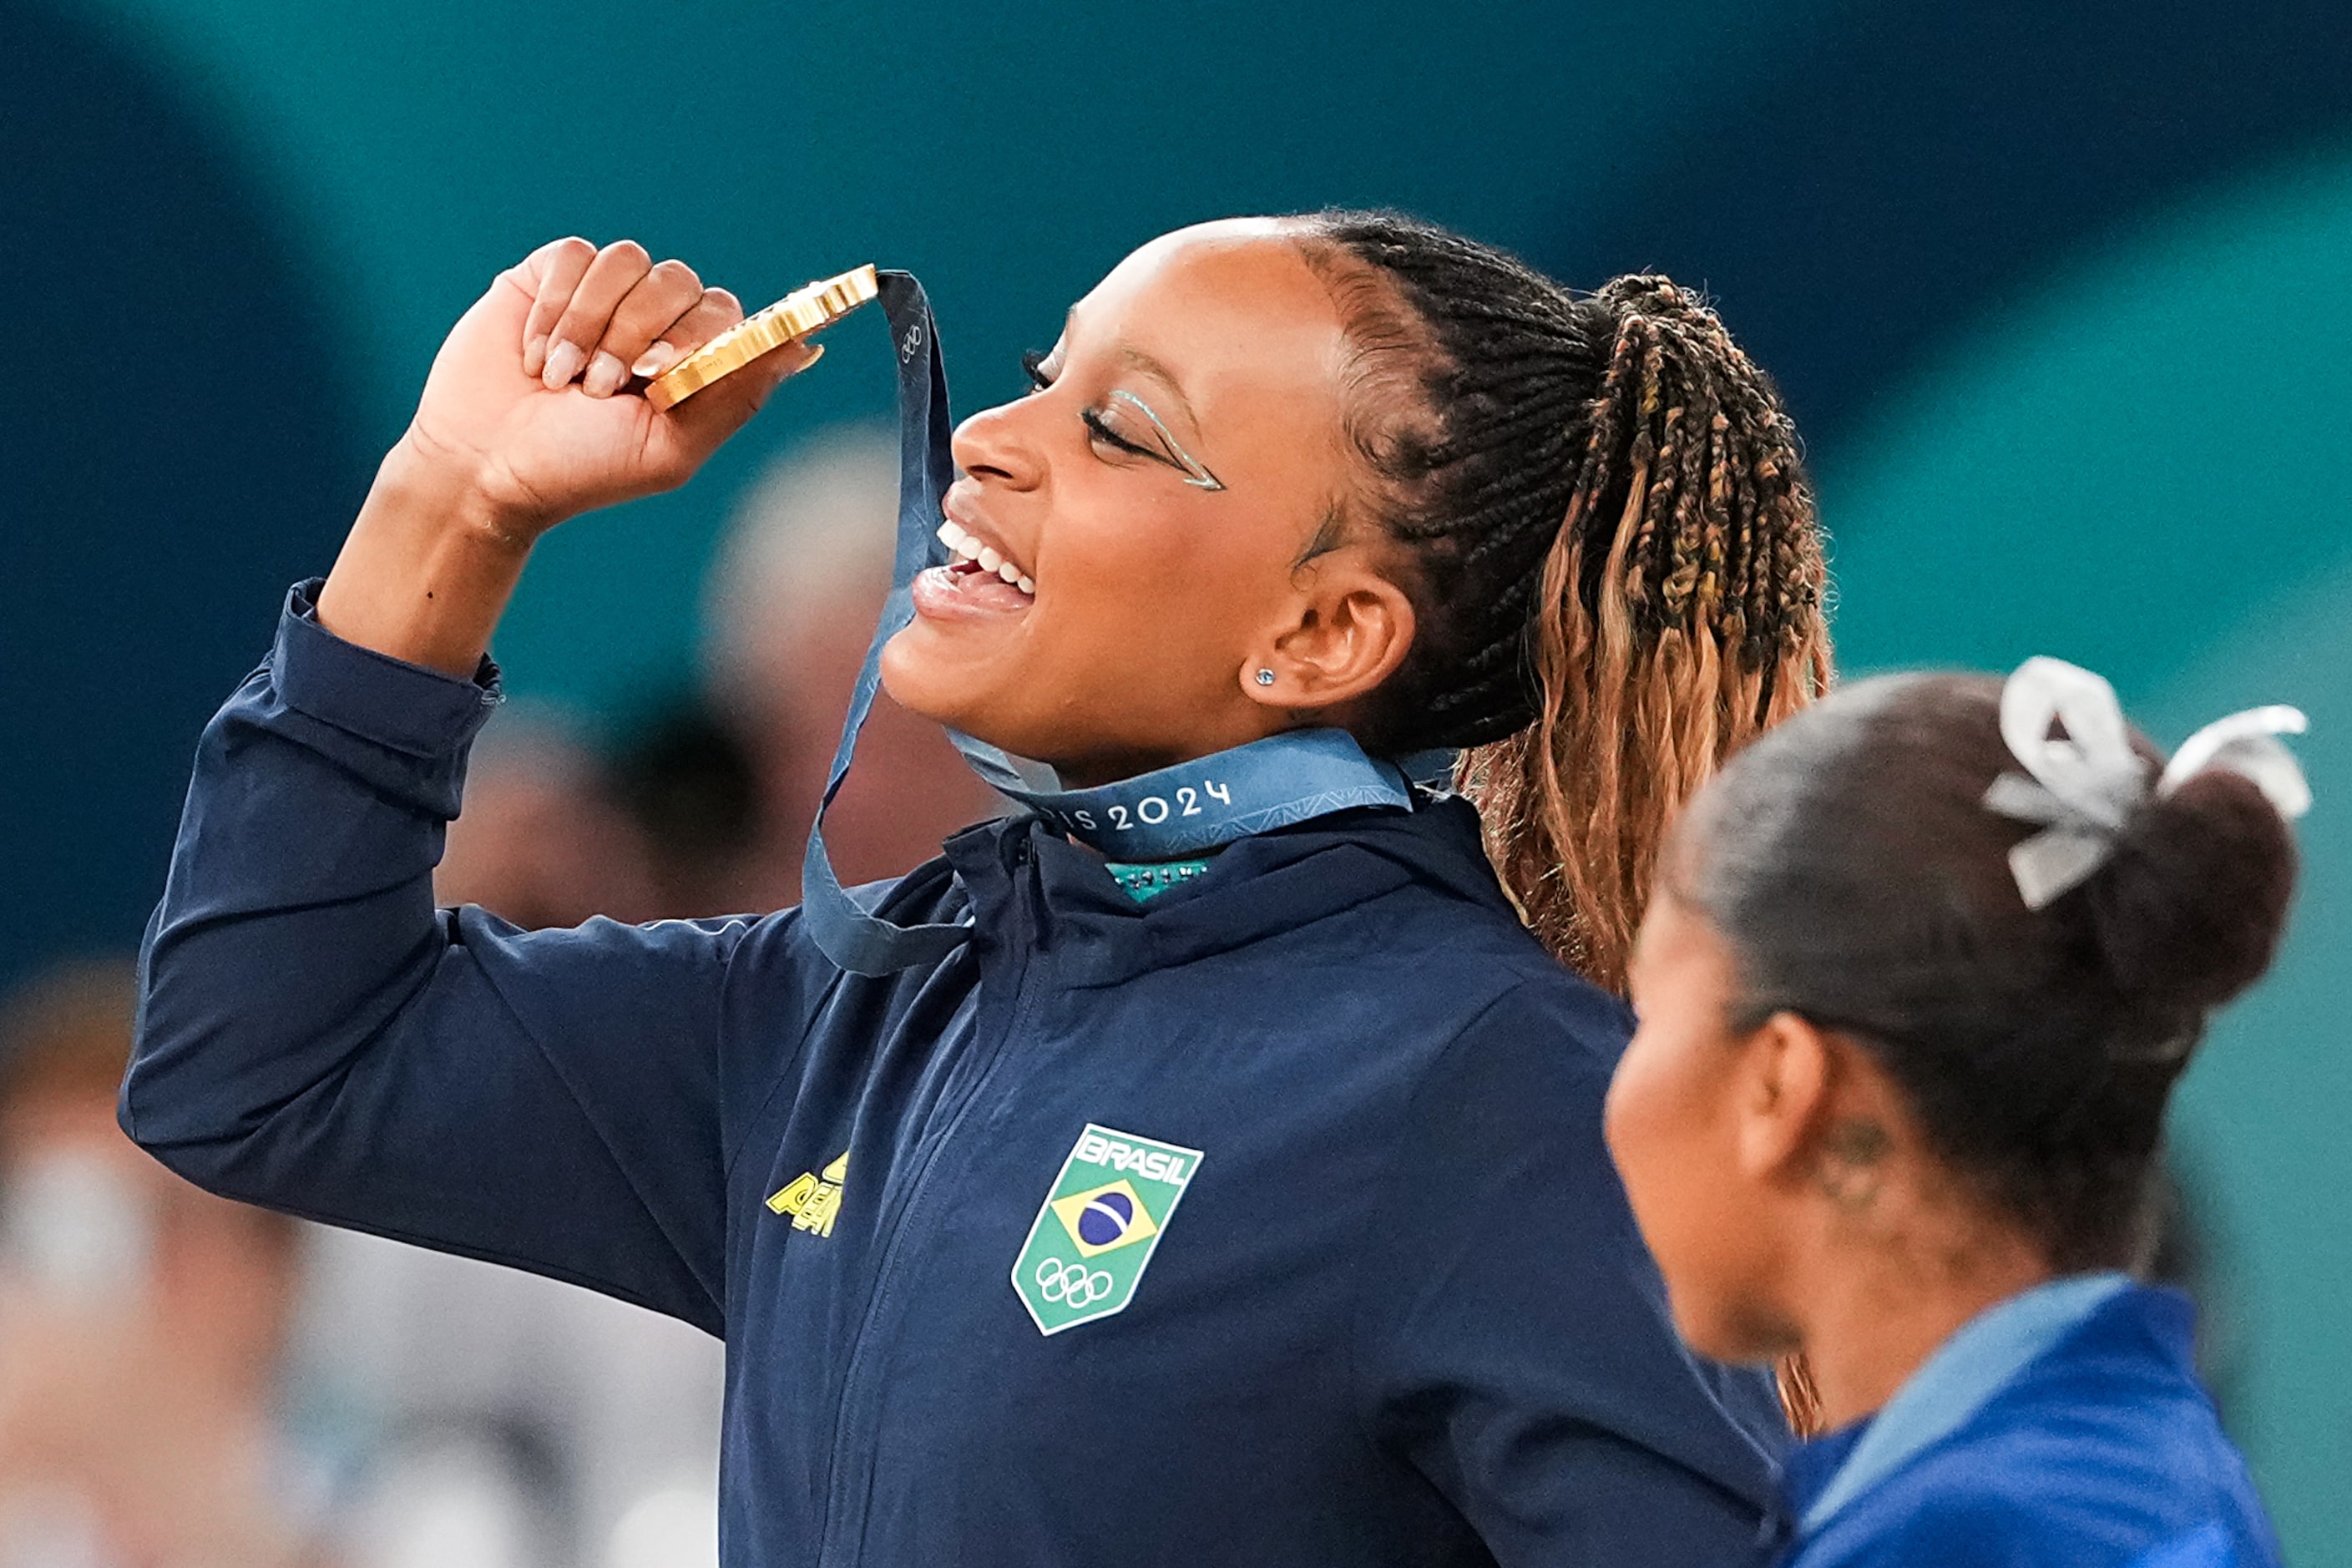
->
xmin=1012 ymin=1124 xmax=1201 ymax=1335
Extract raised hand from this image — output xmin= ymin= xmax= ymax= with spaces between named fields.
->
xmin=407 ymin=236 xmax=818 ymax=536
xmin=319 ymin=237 xmax=819 ymax=675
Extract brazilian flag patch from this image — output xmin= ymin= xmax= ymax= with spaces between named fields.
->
xmin=1012 ymin=1123 xmax=1201 ymax=1335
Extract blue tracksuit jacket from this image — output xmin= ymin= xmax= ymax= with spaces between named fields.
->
xmin=1768 ymin=1285 xmax=2280 ymax=1568
xmin=125 ymin=583 xmax=1787 ymax=1567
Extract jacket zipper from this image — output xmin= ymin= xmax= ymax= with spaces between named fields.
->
xmin=813 ymin=874 xmax=1047 ymax=1567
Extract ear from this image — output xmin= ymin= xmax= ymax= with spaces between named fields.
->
xmin=1239 ymin=553 xmax=1417 ymax=710
xmin=1732 ymin=1011 xmax=1834 ymax=1186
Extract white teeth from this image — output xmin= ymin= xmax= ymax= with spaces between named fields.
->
xmin=938 ymin=514 xmax=1034 ymax=595
xmin=937 ymin=518 xmax=983 ymax=561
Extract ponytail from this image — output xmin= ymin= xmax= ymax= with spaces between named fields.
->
xmin=1669 ymin=670 xmax=2300 ymax=1272
xmin=1295 ymin=218 xmax=1834 ymax=1426
xmin=1464 ymin=277 xmax=1829 ymax=989
xmin=1292 ymin=206 xmax=1830 ymax=990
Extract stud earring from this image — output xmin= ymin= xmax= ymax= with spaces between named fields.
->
xmin=1254 ymin=669 xmax=1277 ymax=687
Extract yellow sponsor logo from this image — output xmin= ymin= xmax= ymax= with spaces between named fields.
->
xmin=767 ymin=1150 xmax=849 ymax=1237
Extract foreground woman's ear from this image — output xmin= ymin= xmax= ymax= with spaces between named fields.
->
xmin=1242 ymin=562 xmax=1416 ymax=711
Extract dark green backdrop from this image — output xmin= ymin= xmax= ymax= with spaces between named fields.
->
xmin=5 ymin=0 xmax=2346 ymax=1553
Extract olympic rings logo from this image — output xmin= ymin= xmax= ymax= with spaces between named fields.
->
xmin=1034 ymin=1257 xmax=1115 ymax=1308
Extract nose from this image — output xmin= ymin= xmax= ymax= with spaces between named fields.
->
xmin=950 ymin=396 xmax=1045 ymax=491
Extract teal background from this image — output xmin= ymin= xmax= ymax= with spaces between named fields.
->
xmin=1824 ymin=140 xmax=2352 ymax=1543
xmin=4 ymin=0 xmax=2346 ymax=1553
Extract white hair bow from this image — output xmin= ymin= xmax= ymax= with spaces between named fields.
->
xmin=1983 ymin=655 xmax=2310 ymax=910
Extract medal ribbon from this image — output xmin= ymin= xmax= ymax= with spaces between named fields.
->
xmin=801 ymin=275 xmax=1448 ymax=975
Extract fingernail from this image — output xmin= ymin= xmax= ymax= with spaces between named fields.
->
xmin=631 ymin=344 xmax=675 ymax=379
xmin=583 ymin=350 xmax=625 ymax=398
xmin=540 ymin=339 xmax=584 ymax=391
xmin=522 ymin=335 xmax=548 ymax=378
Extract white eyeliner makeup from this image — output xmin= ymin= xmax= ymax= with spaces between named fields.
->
xmin=1107 ymin=389 xmax=1227 ymax=491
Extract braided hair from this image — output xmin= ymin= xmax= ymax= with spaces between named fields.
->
xmin=1292 ymin=210 xmax=1833 ymax=993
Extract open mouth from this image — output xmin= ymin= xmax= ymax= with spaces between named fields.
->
xmin=935 ymin=518 xmax=1036 ymax=599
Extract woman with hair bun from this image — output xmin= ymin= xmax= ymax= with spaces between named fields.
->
xmin=1606 ymin=656 xmax=2304 ymax=1566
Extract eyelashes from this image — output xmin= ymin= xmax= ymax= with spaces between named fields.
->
xmin=1016 ymin=350 xmax=1224 ymax=489
xmin=1019 ymin=348 xmax=1155 ymax=461
xmin=1080 ymin=406 xmax=1157 ymax=461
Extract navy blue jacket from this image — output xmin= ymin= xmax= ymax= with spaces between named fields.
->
xmin=126 ymin=584 xmax=1787 ymax=1567
xmin=1771 ymin=1285 xmax=2280 ymax=1567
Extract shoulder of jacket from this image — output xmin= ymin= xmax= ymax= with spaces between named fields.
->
xmin=1459 ymin=948 xmax=1636 ymax=1048
xmin=1389 ymin=968 xmax=1633 ymax=1121
xmin=1818 ymin=1406 xmax=2243 ymax=1565
xmin=1800 ymin=1476 xmax=2076 ymax=1568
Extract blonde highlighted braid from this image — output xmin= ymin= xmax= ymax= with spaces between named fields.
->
xmin=1294 ymin=217 xmax=1831 ymax=994
xmin=1295 ymin=213 xmax=1832 ymax=1437
xmin=1469 ymin=275 xmax=1830 ymax=990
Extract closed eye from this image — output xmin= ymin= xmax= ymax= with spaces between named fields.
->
xmin=1020 ymin=348 xmax=1224 ymax=489
xmin=1080 ymin=406 xmax=1164 ymax=463
xmin=1027 ymin=347 xmax=1181 ymax=465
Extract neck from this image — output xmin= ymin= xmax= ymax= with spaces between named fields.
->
xmin=1038 ymin=717 xmax=1318 ymax=791
xmin=1051 ymin=746 xmax=1193 ymax=791
xmin=1795 ymin=1228 xmax=2054 ymax=1430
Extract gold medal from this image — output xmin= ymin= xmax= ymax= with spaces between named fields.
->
xmin=645 ymin=263 xmax=880 ymax=412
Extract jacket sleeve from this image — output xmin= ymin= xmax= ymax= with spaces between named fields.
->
xmin=123 ymin=583 xmax=812 ymax=1335
xmin=1353 ymin=978 xmax=1788 ymax=1567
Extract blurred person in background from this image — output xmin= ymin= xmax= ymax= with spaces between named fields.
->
xmin=599 ymin=698 xmax=768 ymax=919
xmin=299 ymin=1226 xmax=723 ymax=1568
xmin=433 ymin=711 xmax=661 ymax=930
xmin=0 ymin=957 xmax=711 ymax=1568
xmin=0 ymin=962 xmax=326 ymax=1568
xmin=698 ymin=423 xmax=1003 ymax=905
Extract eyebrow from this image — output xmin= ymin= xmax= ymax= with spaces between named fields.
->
xmin=1055 ymin=308 xmax=1196 ymax=425
xmin=1061 ymin=307 xmax=1225 ymax=491
xmin=1113 ymin=342 xmax=1197 ymax=420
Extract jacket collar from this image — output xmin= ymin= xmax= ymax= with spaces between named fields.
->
xmin=1782 ymin=1274 xmax=2189 ymax=1540
xmin=941 ymin=796 xmax=1516 ymax=989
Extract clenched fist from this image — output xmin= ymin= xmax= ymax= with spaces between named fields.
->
xmin=408 ymin=236 xmax=818 ymax=537
xmin=320 ymin=237 xmax=821 ymax=675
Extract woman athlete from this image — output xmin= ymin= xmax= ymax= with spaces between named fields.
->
xmin=128 ymin=213 xmax=1829 ymax=1566
xmin=1608 ymin=658 xmax=2302 ymax=1565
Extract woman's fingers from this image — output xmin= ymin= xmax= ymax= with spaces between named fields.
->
xmin=494 ymin=236 xmax=820 ymax=440
xmin=540 ymin=240 xmax=653 ymax=392
xmin=659 ymin=317 xmax=823 ymax=441
xmin=516 ymin=237 xmax=598 ymax=380
xmin=630 ymin=286 xmax=745 ymax=382
xmin=579 ymin=259 xmax=706 ymax=397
